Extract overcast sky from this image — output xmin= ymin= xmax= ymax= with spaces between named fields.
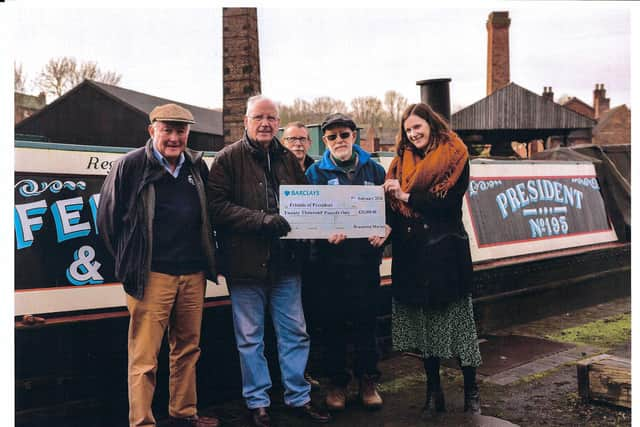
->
xmin=7 ymin=3 xmax=634 ymax=112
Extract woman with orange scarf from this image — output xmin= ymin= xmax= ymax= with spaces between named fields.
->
xmin=383 ymin=103 xmax=482 ymax=417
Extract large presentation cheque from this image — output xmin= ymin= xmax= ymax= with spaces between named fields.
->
xmin=279 ymin=185 xmax=386 ymax=239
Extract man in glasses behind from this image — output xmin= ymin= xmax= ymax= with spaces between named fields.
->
xmin=281 ymin=122 xmax=323 ymax=390
xmin=282 ymin=121 xmax=315 ymax=172
xmin=305 ymin=113 xmax=390 ymax=413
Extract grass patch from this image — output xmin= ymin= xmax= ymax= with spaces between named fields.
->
xmin=520 ymin=367 xmax=559 ymax=383
xmin=378 ymin=371 xmax=425 ymax=394
xmin=546 ymin=313 xmax=630 ymax=349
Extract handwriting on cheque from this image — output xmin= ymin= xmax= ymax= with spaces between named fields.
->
xmin=279 ymin=185 xmax=385 ymax=239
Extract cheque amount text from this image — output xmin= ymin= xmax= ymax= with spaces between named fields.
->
xmin=283 ymin=209 xmax=355 ymax=216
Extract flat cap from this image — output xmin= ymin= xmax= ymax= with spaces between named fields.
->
xmin=321 ymin=112 xmax=356 ymax=132
xmin=149 ymin=103 xmax=195 ymax=124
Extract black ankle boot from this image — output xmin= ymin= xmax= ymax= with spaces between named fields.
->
xmin=423 ymin=357 xmax=445 ymax=414
xmin=425 ymin=386 xmax=446 ymax=413
xmin=462 ymin=366 xmax=481 ymax=415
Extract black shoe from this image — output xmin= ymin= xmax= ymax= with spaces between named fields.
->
xmin=250 ymin=407 xmax=270 ymax=427
xmin=422 ymin=388 xmax=445 ymax=415
xmin=423 ymin=357 xmax=444 ymax=414
xmin=464 ymin=387 xmax=481 ymax=415
xmin=462 ymin=366 xmax=481 ymax=415
xmin=290 ymin=402 xmax=331 ymax=423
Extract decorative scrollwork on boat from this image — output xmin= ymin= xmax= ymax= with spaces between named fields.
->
xmin=15 ymin=179 xmax=87 ymax=197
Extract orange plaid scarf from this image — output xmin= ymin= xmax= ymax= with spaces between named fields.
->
xmin=386 ymin=131 xmax=468 ymax=218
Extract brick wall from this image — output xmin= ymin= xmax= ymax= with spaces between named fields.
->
xmin=358 ymin=127 xmax=379 ymax=153
xmin=486 ymin=11 xmax=510 ymax=95
xmin=15 ymin=106 xmax=34 ymax=124
xmin=14 ymin=92 xmax=46 ymax=124
xmin=593 ymin=84 xmax=611 ymax=119
xmin=593 ymin=106 xmax=631 ymax=146
xmin=223 ymin=8 xmax=261 ymax=145
xmin=542 ymin=87 xmax=554 ymax=102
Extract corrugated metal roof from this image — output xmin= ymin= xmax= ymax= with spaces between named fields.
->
xmin=452 ymin=83 xmax=596 ymax=131
xmin=90 ymin=80 xmax=222 ymax=135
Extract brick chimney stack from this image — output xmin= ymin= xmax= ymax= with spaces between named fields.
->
xmin=593 ymin=83 xmax=610 ymax=119
xmin=542 ymin=86 xmax=554 ymax=102
xmin=486 ymin=11 xmax=511 ymax=95
xmin=223 ymin=8 xmax=262 ymax=145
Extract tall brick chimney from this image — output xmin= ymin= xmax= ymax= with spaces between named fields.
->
xmin=542 ymin=86 xmax=554 ymax=102
xmin=223 ymin=8 xmax=261 ymax=145
xmin=486 ymin=11 xmax=511 ymax=95
xmin=593 ymin=83 xmax=610 ymax=119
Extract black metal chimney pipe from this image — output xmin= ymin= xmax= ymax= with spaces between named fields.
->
xmin=416 ymin=78 xmax=452 ymax=122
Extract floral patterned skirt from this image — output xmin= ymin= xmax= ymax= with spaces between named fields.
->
xmin=392 ymin=295 xmax=482 ymax=367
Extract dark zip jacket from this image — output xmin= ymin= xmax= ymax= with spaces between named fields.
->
xmin=305 ymin=144 xmax=387 ymax=267
xmin=98 ymin=139 xmax=217 ymax=299
xmin=303 ymin=154 xmax=315 ymax=171
xmin=207 ymin=132 xmax=307 ymax=283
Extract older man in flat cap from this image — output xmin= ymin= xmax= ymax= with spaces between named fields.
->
xmin=98 ymin=103 xmax=220 ymax=427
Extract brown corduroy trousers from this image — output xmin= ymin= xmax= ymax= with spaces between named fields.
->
xmin=126 ymin=271 xmax=206 ymax=427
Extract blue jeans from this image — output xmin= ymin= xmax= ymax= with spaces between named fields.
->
xmin=228 ymin=273 xmax=311 ymax=409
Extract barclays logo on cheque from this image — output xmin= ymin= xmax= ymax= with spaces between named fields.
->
xmin=284 ymin=190 xmax=320 ymax=197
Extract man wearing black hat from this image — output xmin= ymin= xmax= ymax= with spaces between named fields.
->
xmin=306 ymin=113 xmax=390 ymax=413
xmin=207 ymin=95 xmax=331 ymax=427
xmin=98 ymin=103 xmax=220 ymax=427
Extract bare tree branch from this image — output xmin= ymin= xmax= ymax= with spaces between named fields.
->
xmin=14 ymin=62 xmax=27 ymax=93
xmin=69 ymin=61 xmax=99 ymax=87
xmin=350 ymin=96 xmax=383 ymax=129
xmin=277 ymin=90 xmax=408 ymax=142
xmin=36 ymin=57 xmax=123 ymax=100
xmin=36 ymin=57 xmax=76 ymax=98
xmin=383 ymin=90 xmax=408 ymax=124
xmin=96 ymin=70 xmax=122 ymax=86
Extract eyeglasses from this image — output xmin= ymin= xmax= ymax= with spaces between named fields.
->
xmin=284 ymin=136 xmax=309 ymax=144
xmin=249 ymin=115 xmax=278 ymax=124
xmin=324 ymin=132 xmax=352 ymax=142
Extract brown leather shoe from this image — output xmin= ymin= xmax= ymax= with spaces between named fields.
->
xmin=360 ymin=376 xmax=383 ymax=410
xmin=168 ymin=414 xmax=220 ymax=427
xmin=250 ymin=407 xmax=270 ymax=427
xmin=290 ymin=402 xmax=331 ymax=423
xmin=325 ymin=385 xmax=346 ymax=411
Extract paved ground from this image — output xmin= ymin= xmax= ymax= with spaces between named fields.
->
xmin=185 ymin=297 xmax=631 ymax=427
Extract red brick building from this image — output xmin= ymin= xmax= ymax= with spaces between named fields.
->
xmin=223 ymin=8 xmax=261 ymax=145
xmin=547 ymin=84 xmax=630 ymax=147
xmin=592 ymin=105 xmax=631 ymax=146
xmin=486 ymin=11 xmax=511 ymax=95
xmin=14 ymin=92 xmax=46 ymax=124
